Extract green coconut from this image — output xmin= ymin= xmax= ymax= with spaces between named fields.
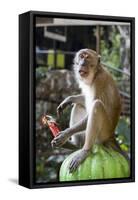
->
xmin=59 ymin=144 xmax=130 ymax=181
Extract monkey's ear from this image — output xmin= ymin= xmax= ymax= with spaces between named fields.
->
xmin=98 ymin=55 xmax=101 ymax=63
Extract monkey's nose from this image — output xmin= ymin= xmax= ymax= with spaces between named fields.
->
xmin=79 ymin=59 xmax=86 ymax=66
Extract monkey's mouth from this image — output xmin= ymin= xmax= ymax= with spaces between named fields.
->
xmin=79 ymin=69 xmax=89 ymax=77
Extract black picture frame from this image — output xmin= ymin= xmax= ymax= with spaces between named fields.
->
xmin=19 ymin=10 xmax=135 ymax=189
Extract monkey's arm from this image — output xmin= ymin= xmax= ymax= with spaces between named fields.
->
xmin=57 ymin=94 xmax=85 ymax=116
xmin=51 ymin=115 xmax=88 ymax=147
xmin=51 ymin=115 xmax=89 ymax=173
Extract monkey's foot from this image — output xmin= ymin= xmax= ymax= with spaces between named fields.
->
xmin=69 ymin=149 xmax=89 ymax=173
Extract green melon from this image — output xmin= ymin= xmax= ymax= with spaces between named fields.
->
xmin=59 ymin=144 xmax=130 ymax=181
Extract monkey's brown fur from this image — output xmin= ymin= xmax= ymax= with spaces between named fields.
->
xmin=52 ymin=49 xmax=125 ymax=172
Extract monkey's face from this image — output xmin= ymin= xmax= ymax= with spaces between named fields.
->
xmin=74 ymin=49 xmax=100 ymax=84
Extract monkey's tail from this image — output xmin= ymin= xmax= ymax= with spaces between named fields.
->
xmin=104 ymin=137 xmax=129 ymax=162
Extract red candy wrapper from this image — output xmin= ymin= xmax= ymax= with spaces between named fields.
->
xmin=40 ymin=114 xmax=60 ymax=137
xmin=48 ymin=122 xmax=60 ymax=137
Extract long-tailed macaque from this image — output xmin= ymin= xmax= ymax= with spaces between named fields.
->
xmin=51 ymin=49 xmax=123 ymax=172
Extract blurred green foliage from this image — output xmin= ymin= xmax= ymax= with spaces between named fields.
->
xmin=101 ymin=27 xmax=121 ymax=68
xmin=36 ymin=66 xmax=48 ymax=81
xmin=116 ymin=116 xmax=130 ymax=154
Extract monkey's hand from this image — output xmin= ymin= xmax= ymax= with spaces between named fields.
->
xmin=69 ymin=149 xmax=90 ymax=173
xmin=57 ymin=97 xmax=73 ymax=116
xmin=51 ymin=131 xmax=69 ymax=147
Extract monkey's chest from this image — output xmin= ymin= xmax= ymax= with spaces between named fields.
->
xmin=85 ymin=96 xmax=95 ymax=114
xmin=85 ymin=90 xmax=95 ymax=114
xmin=81 ymin=84 xmax=95 ymax=114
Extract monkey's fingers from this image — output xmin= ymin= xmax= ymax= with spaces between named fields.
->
xmin=51 ymin=140 xmax=55 ymax=148
xmin=57 ymin=105 xmax=64 ymax=117
xmin=69 ymin=155 xmax=80 ymax=172
xmin=51 ymin=139 xmax=60 ymax=148
xmin=69 ymin=149 xmax=89 ymax=173
xmin=57 ymin=101 xmax=71 ymax=117
xmin=51 ymin=136 xmax=64 ymax=147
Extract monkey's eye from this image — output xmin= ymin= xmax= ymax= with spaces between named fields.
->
xmin=79 ymin=53 xmax=89 ymax=59
xmin=80 ymin=54 xmax=84 ymax=59
xmin=85 ymin=54 xmax=89 ymax=59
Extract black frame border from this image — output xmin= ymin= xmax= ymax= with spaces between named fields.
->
xmin=19 ymin=10 xmax=135 ymax=189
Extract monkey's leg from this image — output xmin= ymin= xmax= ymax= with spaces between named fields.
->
xmin=69 ymin=99 xmax=112 ymax=172
xmin=83 ymin=99 xmax=112 ymax=150
xmin=69 ymin=103 xmax=86 ymax=148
